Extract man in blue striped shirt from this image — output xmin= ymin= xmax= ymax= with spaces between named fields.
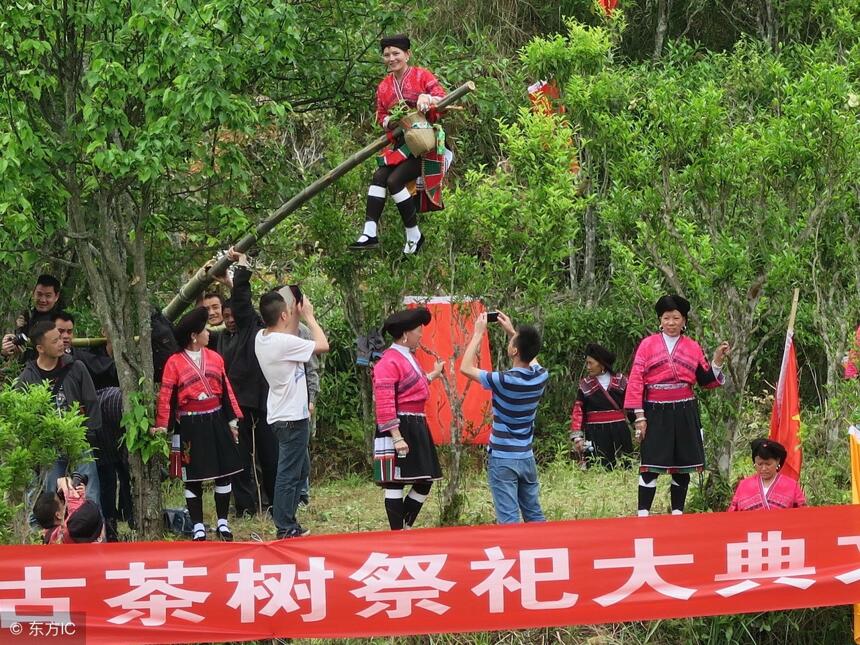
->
xmin=461 ymin=311 xmax=549 ymax=524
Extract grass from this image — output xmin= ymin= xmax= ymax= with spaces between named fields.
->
xmin=156 ymin=452 xmax=852 ymax=644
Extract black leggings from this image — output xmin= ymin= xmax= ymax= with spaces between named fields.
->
xmin=365 ymin=158 xmax=422 ymax=228
xmin=382 ymin=481 xmax=433 ymax=530
xmin=185 ymin=477 xmax=232 ymax=526
xmin=638 ymin=472 xmax=691 ymax=513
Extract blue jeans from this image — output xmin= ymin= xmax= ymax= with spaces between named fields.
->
xmin=487 ymin=455 xmax=545 ymax=524
xmin=272 ymin=419 xmax=310 ymax=536
xmin=45 ymin=450 xmax=100 ymax=509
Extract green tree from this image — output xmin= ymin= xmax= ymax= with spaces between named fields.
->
xmin=0 ymin=0 xmax=402 ymax=537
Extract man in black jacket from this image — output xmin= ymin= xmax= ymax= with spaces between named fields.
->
xmin=217 ymin=249 xmax=278 ymax=515
xmin=17 ymin=320 xmax=103 ymax=507
xmin=52 ymin=310 xmax=120 ymax=389
xmin=2 ymin=274 xmax=64 ymax=361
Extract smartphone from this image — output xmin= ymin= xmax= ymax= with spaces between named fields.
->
xmin=289 ymin=284 xmax=304 ymax=306
xmin=486 ymin=311 xmax=499 ymax=323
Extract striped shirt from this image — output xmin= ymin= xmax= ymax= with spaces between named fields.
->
xmin=478 ymin=364 xmax=549 ymax=459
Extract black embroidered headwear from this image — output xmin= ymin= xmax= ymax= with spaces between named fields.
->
xmin=585 ymin=343 xmax=616 ymax=374
xmin=382 ymin=307 xmax=431 ymax=339
xmin=380 ymin=34 xmax=411 ymax=53
xmin=750 ymin=438 xmax=787 ymax=467
xmin=655 ymin=294 xmax=691 ymax=319
xmin=173 ymin=306 xmax=209 ymax=348
xmin=65 ymin=500 xmax=104 ymax=543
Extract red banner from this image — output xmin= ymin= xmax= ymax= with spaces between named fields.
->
xmin=3 ymin=506 xmax=860 ymax=643
xmin=405 ymin=297 xmax=492 ymax=445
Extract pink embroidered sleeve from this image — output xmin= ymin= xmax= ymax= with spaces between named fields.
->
xmin=693 ymin=340 xmax=723 ymax=390
xmin=376 ymin=78 xmax=393 ymax=127
xmin=624 ymin=339 xmax=647 ymax=409
xmin=155 ymin=356 xmax=178 ymax=429
xmin=571 ymin=386 xmax=585 ymax=432
xmin=793 ymin=481 xmax=807 ymax=508
xmin=373 ymin=356 xmax=400 ymax=433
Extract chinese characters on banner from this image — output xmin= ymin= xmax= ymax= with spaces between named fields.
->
xmin=2 ymin=506 xmax=860 ymax=643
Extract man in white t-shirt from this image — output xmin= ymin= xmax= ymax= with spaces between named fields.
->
xmin=255 ymin=287 xmax=329 ymax=539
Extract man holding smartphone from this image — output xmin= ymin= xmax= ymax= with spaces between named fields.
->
xmin=255 ymin=287 xmax=329 ymax=539
xmin=460 ymin=311 xmax=549 ymax=524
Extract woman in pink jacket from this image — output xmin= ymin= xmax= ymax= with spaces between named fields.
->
xmin=372 ymin=307 xmax=444 ymax=529
xmin=728 ymin=439 xmax=805 ymax=511
xmin=625 ymin=295 xmax=730 ymax=516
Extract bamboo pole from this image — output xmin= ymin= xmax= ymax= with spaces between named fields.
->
xmin=787 ymin=287 xmax=800 ymax=335
xmin=162 ymin=81 xmax=476 ymax=322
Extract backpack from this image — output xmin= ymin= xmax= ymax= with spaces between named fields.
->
xmin=150 ymin=309 xmax=179 ymax=382
xmin=356 ymin=329 xmax=386 ymax=367
xmin=162 ymin=507 xmax=193 ymax=537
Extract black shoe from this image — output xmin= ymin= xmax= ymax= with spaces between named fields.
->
xmin=282 ymin=526 xmax=311 ymax=539
xmin=298 ymin=494 xmax=309 ymax=507
xmin=403 ymin=234 xmax=424 ymax=255
xmin=217 ymin=527 xmax=234 ymax=542
xmin=349 ymin=235 xmax=379 ymax=251
xmin=192 ymin=529 xmax=206 ymax=542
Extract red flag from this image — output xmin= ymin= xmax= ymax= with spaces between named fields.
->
xmin=600 ymin=0 xmax=618 ymax=14
xmin=769 ymin=330 xmax=802 ymax=480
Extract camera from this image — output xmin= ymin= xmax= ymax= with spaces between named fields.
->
xmin=11 ymin=332 xmax=29 ymax=347
xmin=486 ymin=311 xmax=499 ymax=323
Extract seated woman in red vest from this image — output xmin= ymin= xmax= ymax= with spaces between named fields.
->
xmin=728 ymin=439 xmax=806 ymax=511
xmin=570 ymin=343 xmax=634 ymax=469
xmin=349 ymin=34 xmax=447 ymax=256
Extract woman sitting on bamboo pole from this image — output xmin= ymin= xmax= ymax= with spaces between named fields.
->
xmin=349 ymin=34 xmax=448 ymax=255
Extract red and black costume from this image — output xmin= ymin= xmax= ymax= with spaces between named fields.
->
xmin=371 ymin=307 xmax=442 ymax=530
xmin=624 ymin=332 xmax=723 ymax=475
xmin=625 ymin=295 xmax=726 ymax=515
xmin=366 ymin=67 xmax=447 ymax=231
xmin=156 ymin=347 xmax=243 ymax=483
xmin=571 ymin=373 xmax=633 ymax=468
xmin=352 ymin=36 xmax=449 ymax=253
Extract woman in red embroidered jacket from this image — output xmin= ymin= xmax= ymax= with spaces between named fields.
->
xmin=154 ymin=307 xmax=242 ymax=541
xmin=625 ymin=295 xmax=731 ymax=516
xmin=570 ymin=343 xmax=634 ymax=469
xmin=728 ymin=439 xmax=806 ymax=511
xmin=350 ymin=34 xmax=447 ymax=256
xmin=372 ymin=307 xmax=444 ymax=530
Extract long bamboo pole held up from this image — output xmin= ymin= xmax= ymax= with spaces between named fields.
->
xmin=162 ymin=81 xmax=476 ymax=322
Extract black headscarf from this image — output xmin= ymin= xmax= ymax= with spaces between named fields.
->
xmin=173 ymin=306 xmax=209 ymax=348
xmin=380 ymin=34 xmax=411 ymax=53
xmin=655 ymin=294 xmax=691 ymax=319
xmin=585 ymin=343 xmax=616 ymax=374
xmin=382 ymin=307 xmax=431 ymax=339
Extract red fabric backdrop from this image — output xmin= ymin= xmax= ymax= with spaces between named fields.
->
xmin=404 ymin=297 xmax=492 ymax=445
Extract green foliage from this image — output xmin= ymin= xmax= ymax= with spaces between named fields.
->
xmin=121 ymin=384 xmax=168 ymax=464
xmin=0 ymin=382 xmax=90 ymax=544
xmin=520 ymin=16 xmax=615 ymax=84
